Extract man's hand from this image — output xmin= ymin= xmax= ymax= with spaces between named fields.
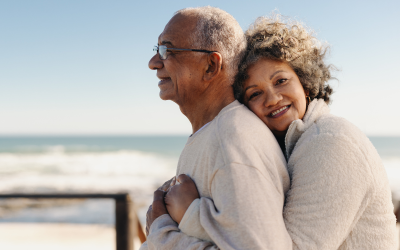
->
xmin=146 ymin=189 xmax=168 ymax=236
xmin=164 ymin=174 xmax=200 ymax=224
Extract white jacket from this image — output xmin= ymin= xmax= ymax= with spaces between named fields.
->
xmin=283 ymin=99 xmax=397 ymax=249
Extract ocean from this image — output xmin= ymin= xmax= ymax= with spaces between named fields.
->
xmin=0 ymin=136 xmax=399 ymax=225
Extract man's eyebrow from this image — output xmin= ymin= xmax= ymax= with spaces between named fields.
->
xmin=244 ymin=84 xmax=257 ymax=92
xmin=160 ymin=41 xmax=173 ymax=46
xmin=270 ymin=70 xmax=285 ymax=80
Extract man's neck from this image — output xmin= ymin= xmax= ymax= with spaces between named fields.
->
xmin=181 ymin=92 xmax=235 ymax=134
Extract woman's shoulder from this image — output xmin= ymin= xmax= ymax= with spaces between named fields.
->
xmin=293 ymin=113 xmax=384 ymax=181
xmin=314 ymin=113 xmax=365 ymax=139
xmin=299 ymin=113 xmax=374 ymax=156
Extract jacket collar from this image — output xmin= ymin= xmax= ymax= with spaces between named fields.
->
xmin=285 ymin=99 xmax=330 ymax=158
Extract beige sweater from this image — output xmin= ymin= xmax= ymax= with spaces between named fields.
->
xmin=140 ymin=100 xmax=292 ymax=250
xmin=283 ymin=99 xmax=397 ymax=249
xmin=176 ymin=99 xmax=397 ymax=249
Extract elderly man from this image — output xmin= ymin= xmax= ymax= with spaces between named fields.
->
xmin=141 ymin=6 xmax=292 ymax=249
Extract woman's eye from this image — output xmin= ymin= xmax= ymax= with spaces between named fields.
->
xmin=249 ymin=92 xmax=260 ymax=100
xmin=276 ymin=78 xmax=288 ymax=85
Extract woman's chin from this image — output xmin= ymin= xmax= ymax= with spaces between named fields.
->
xmin=267 ymin=119 xmax=293 ymax=137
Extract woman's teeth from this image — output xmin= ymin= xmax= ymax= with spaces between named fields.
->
xmin=271 ymin=106 xmax=289 ymax=116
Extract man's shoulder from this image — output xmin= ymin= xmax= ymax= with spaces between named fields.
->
xmin=212 ymin=101 xmax=285 ymax=166
xmin=211 ymin=101 xmax=288 ymax=193
xmin=215 ymin=101 xmax=270 ymax=135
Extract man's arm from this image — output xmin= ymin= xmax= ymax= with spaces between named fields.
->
xmin=144 ymin=162 xmax=292 ymax=250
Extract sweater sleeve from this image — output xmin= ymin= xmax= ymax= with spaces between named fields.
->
xmin=178 ymin=198 xmax=213 ymax=242
xmin=146 ymin=162 xmax=292 ymax=250
xmin=283 ymin=133 xmax=373 ymax=250
xmin=142 ymin=214 xmax=217 ymax=250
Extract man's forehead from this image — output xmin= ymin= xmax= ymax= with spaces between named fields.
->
xmin=157 ymin=14 xmax=197 ymax=46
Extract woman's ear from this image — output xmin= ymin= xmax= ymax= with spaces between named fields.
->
xmin=204 ymin=52 xmax=222 ymax=82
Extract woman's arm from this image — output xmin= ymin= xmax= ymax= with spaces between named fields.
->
xmin=144 ymin=162 xmax=292 ymax=250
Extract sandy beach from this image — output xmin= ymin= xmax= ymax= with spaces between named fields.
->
xmin=0 ymin=223 xmax=142 ymax=250
xmin=0 ymin=223 xmax=398 ymax=250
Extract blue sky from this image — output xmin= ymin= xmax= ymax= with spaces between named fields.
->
xmin=1 ymin=0 xmax=399 ymax=136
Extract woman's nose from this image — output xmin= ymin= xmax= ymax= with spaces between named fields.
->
xmin=264 ymin=90 xmax=282 ymax=108
xmin=148 ymin=54 xmax=163 ymax=70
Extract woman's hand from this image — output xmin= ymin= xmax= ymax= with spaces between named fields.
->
xmin=164 ymin=174 xmax=200 ymax=224
xmin=146 ymin=189 xmax=168 ymax=236
xmin=145 ymin=176 xmax=176 ymax=236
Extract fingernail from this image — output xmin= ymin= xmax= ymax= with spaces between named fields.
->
xmin=170 ymin=177 xmax=176 ymax=186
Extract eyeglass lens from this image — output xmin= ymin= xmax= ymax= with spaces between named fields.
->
xmin=153 ymin=45 xmax=168 ymax=60
xmin=159 ymin=45 xmax=167 ymax=60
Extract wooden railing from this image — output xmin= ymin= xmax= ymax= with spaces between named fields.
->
xmin=0 ymin=193 xmax=146 ymax=250
xmin=1 ymin=193 xmax=398 ymax=249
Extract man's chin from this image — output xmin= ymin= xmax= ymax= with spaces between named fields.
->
xmin=159 ymin=91 xmax=175 ymax=101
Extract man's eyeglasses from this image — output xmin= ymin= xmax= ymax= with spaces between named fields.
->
xmin=153 ymin=45 xmax=217 ymax=60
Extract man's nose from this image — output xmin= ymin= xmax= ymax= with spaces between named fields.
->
xmin=148 ymin=54 xmax=163 ymax=70
xmin=264 ymin=90 xmax=282 ymax=108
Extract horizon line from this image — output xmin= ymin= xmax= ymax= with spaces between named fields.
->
xmin=0 ymin=133 xmax=399 ymax=138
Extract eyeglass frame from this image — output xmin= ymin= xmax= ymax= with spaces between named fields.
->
xmin=153 ymin=45 xmax=217 ymax=60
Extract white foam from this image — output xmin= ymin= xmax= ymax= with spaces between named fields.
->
xmin=1 ymin=150 xmax=400 ymax=214
xmin=0 ymin=150 xmax=178 ymax=208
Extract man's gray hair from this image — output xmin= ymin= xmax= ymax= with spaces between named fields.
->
xmin=175 ymin=6 xmax=246 ymax=83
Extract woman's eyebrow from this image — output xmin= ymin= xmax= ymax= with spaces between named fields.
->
xmin=270 ymin=70 xmax=285 ymax=80
xmin=244 ymin=85 xmax=257 ymax=92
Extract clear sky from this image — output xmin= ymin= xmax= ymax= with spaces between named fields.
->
xmin=1 ymin=0 xmax=399 ymax=136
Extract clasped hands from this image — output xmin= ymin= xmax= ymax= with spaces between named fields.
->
xmin=145 ymin=174 xmax=200 ymax=236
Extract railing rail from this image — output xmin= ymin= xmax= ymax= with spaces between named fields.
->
xmin=1 ymin=193 xmax=398 ymax=249
xmin=0 ymin=193 xmax=146 ymax=250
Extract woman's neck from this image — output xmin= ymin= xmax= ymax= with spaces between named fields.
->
xmin=275 ymin=134 xmax=286 ymax=158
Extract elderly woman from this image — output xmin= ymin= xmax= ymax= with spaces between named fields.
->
xmin=165 ymin=16 xmax=398 ymax=249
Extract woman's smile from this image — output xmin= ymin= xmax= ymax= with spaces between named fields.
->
xmin=269 ymin=105 xmax=290 ymax=118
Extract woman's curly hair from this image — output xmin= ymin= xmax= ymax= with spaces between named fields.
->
xmin=233 ymin=15 xmax=335 ymax=104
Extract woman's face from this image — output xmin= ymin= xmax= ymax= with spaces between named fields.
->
xmin=243 ymin=58 xmax=307 ymax=137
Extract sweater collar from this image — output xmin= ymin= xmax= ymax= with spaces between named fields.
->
xmin=285 ymin=99 xmax=330 ymax=158
xmin=186 ymin=100 xmax=241 ymax=145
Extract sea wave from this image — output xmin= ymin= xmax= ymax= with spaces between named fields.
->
xmin=382 ymin=157 xmax=400 ymax=199
xmin=0 ymin=149 xmax=178 ymax=206
xmin=0 ymin=148 xmax=180 ymax=223
xmin=1 ymin=148 xmax=399 ymax=224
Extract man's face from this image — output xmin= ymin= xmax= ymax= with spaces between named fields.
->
xmin=148 ymin=14 xmax=206 ymax=106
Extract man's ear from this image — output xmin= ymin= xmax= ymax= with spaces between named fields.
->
xmin=203 ymin=52 xmax=222 ymax=82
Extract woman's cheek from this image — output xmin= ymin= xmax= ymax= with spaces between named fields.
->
xmin=298 ymin=100 xmax=307 ymax=120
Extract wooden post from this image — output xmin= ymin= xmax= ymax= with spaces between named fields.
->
xmin=115 ymin=194 xmax=133 ymax=250
xmin=0 ymin=193 xmax=140 ymax=249
xmin=137 ymin=217 xmax=147 ymax=243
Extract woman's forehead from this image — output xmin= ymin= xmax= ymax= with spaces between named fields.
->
xmin=247 ymin=59 xmax=292 ymax=78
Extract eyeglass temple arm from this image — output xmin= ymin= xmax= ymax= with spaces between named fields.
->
xmin=166 ymin=48 xmax=217 ymax=53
